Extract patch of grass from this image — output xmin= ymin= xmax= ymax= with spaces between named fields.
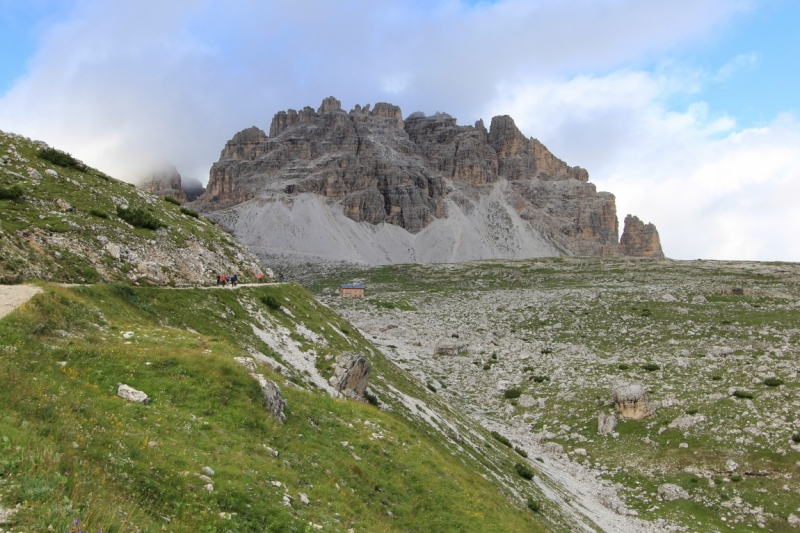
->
xmin=180 ymin=206 xmax=199 ymax=218
xmin=686 ymin=408 xmax=698 ymax=415
xmin=111 ymin=283 xmax=155 ymax=313
xmin=164 ymin=196 xmax=181 ymax=205
xmin=88 ymin=207 xmax=108 ymax=218
xmin=116 ymin=205 xmax=165 ymax=230
xmin=490 ymin=431 xmax=512 ymax=448
xmin=37 ymin=147 xmax=88 ymax=171
xmin=763 ymin=377 xmax=783 ymax=387
xmin=711 ymin=375 xmax=723 ymax=381
xmin=732 ymin=390 xmax=753 ymax=399
xmin=641 ymin=363 xmax=661 ymax=371
xmin=515 ymin=446 xmax=528 ymax=458
xmin=260 ymin=295 xmax=281 ymax=309
xmin=730 ymin=474 xmax=742 ymax=482
xmin=618 ymin=364 xmax=630 ymax=370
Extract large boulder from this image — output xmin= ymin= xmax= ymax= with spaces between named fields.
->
xmin=329 ymin=354 xmax=370 ymax=399
xmin=657 ymin=483 xmax=689 ymax=501
xmin=611 ymin=383 xmax=654 ymax=419
xmin=597 ymin=412 xmax=617 ymax=435
xmin=251 ymin=373 xmax=286 ymax=422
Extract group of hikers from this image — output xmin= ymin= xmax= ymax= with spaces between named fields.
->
xmin=215 ymin=271 xmax=281 ymax=285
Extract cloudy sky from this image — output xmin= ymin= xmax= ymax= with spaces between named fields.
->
xmin=1 ymin=0 xmax=798 ymax=261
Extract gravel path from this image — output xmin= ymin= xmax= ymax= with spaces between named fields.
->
xmin=0 ymin=285 xmax=42 ymax=320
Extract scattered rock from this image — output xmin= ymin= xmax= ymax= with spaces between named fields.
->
xmin=543 ymin=442 xmax=564 ymax=455
xmin=251 ymin=373 xmax=286 ymax=422
xmin=117 ymin=383 xmax=149 ymax=404
xmin=725 ymin=459 xmax=739 ymax=472
xmin=433 ymin=343 xmax=468 ymax=356
xmin=0 ymin=506 xmax=18 ymax=525
xmin=657 ymin=483 xmax=689 ymax=501
xmin=692 ymin=295 xmax=708 ymax=304
xmin=668 ymin=413 xmax=706 ymax=431
xmin=104 ymin=242 xmax=121 ymax=260
xmin=709 ymin=346 xmax=735 ymax=356
xmin=44 ymin=169 xmax=58 ymax=178
xmin=203 ymin=483 xmax=214 ymax=492
xmin=299 ymin=493 xmax=310 ymax=505
xmin=55 ymin=198 xmax=73 ymax=212
xmin=597 ymin=412 xmax=617 ymax=435
xmin=202 ymin=466 xmax=215 ymax=477
xmin=611 ymin=383 xmax=654 ymax=419
xmin=328 ymin=354 xmax=370 ymax=399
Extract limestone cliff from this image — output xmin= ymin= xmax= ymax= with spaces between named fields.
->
xmin=620 ymin=215 xmax=665 ymax=259
xmin=194 ymin=97 xmax=663 ymax=264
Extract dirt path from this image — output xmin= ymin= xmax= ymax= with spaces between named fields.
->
xmin=0 ymin=285 xmax=42 ymax=320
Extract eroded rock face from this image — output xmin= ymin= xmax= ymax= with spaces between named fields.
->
xmin=611 ymin=383 xmax=654 ymax=420
xmin=140 ymin=164 xmax=187 ymax=202
xmin=620 ymin=215 xmax=664 ymax=258
xmin=329 ymin=353 xmax=370 ymax=399
xmin=196 ymin=97 xmax=662 ymax=258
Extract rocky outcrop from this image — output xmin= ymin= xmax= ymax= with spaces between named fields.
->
xmin=195 ymin=97 xmax=664 ymax=261
xmin=597 ymin=412 xmax=617 ymax=435
xmin=117 ymin=383 xmax=149 ymax=404
xmin=620 ymin=215 xmax=664 ymax=258
xmin=328 ymin=354 xmax=370 ymax=399
xmin=140 ymin=164 xmax=186 ymax=202
xmin=251 ymin=373 xmax=286 ymax=422
xmin=611 ymin=383 xmax=654 ymax=420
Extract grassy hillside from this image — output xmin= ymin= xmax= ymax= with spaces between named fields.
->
xmin=0 ymin=282 xmax=549 ymax=533
xmin=0 ymin=130 xmax=261 ymax=285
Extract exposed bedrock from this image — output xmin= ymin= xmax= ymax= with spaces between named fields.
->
xmin=194 ymin=96 xmax=664 ymax=262
xmin=620 ymin=215 xmax=665 ymax=259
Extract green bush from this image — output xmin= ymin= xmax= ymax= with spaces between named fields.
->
xmin=482 ymin=364 xmax=491 ymax=370
xmin=730 ymin=474 xmax=742 ymax=482
xmin=180 ymin=206 xmax=199 ymax=218
xmin=791 ymin=433 xmax=800 ymax=443
xmin=514 ymin=463 xmax=534 ymax=480
xmin=88 ymin=208 xmax=108 ymax=218
xmin=514 ymin=446 xmax=528 ymax=458
xmin=116 ymin=205 xmax=165 ymax=230
xmin=686 ymin=408 xmax=698 ymax=415
xmin=426 ymin=384 xmax=437 ymax=393
xmin=534 ymin=457 xmax=544 ymax=463
xmin=764 ymin=377 xmax=783 ymax=387
xmin=526 ymin=498 xmax=541 ymax=512
xmin=532 ymin=376 xmax=550 ymax=383
xmin=0 ymin=185 xmax=23 ymax=201
xmin=640 ymin=308 xmax=652 ymax=317
xmin=618 ymin=364 xmax=630 ymax=370
xmin=504 ymin=388 xmax=522 ymax=399
xmin=711 ymin=375 xmax=723 ymax=381
xmin=490 ymin=431 xmax=512 ymax=448
xmin=260 ymin=295 xmax=281 ymax=310
xmin=364 ymin=390 xmax=379 ymax=406
xmin=37 ymin=147 xmax=88 ymax=171
xmin=164 ymin=196 xmax=181 ymax=205
xmin=540 ymin=348 xmax=552 ymax=354
xmin=732 ymin=390 xmax=753 ymax=399
xmin=451 ymin=333 xmax=459 ymax=338
xmin=491 ymin=353 xmax=497 ymax=360
xmin=642 ymin=363 xmax=660 ymax=371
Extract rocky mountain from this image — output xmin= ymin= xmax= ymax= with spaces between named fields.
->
xmin=139 ymin=163 xmax=207 ymax=202
xmin=193 ymin=97 xmax=663 ymax=265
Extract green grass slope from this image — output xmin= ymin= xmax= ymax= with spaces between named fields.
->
xmin=0 ymin=283 xmax=548 ymax=533
xmin=0 ymin=130 xmax=261 ymax=285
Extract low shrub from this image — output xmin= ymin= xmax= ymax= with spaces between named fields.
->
xmin=540 ymin=347 xmax=552 ymax=354
xmin=0 ymin=185 xmax=23 ymax=201
xmin=764 ymin=377 xmax=783 ymax=387
xmin=526 ymin=498 xmax=541 ymax=513
xmin=686 ymin=408 xmax=698 ymax=415
xmin=88 ymin=207 xmax=108 ymax=218
xmin=515 ymin=446 xmax=528 ymax=458
xmin=491 ymin=352 xmax=497 ymax=360
xmin=514 ymin=462 xmax=534 ymax=480
xmin=482 ymin=364 xmax=491 ymax=370
xmin=37 ymin=147 xmax=87 ymax=171
xmin=642 ymin=363 xmax=661 ymax=371
xmin=490 ymin=431 xmax=512 ymax=448
xmin=732 ymin=390 xmax=753 ymax=399
xmin=532 ymin=376 xmax=550 ymax=383
xmin=451 ymin=333 xmax=459 ymax=338
xmin=180 ymin=206 xmax=199 ymax=218
xmin=618 ymin=364 xmax=630 ymax=370
xmin=164 ymin=196 xmax=181 ymax=205
xmin=730 ymin=474 xmax=742 ymax=482
xmin=504 ymin=388 xmax=522 ymax=399
xmin=711 ymin=375 xmax=723 ymax=381
xmin=116 ymin=205 xmax=165 ymax=230
xmin=791 ymin=433 xmax=800 ymax=443
xmin=364 ymin=390 xmax=379 ymax=406
xmin=426 ymin=384 xmax=437 ymax=393
xmin=534 ymin=457 xmax=544 ymax=463
xmin=640 ymin=308 xmax=652 ymax=317
xmin=260 ymin=295 xmax=281 ymax=310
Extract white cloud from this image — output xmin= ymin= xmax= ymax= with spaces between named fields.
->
xmin=487 ymin=72 xmax=800 ymax=261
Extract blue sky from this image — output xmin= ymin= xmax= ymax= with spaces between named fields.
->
xmin=0 ymin=0 xmax=798 ymax=261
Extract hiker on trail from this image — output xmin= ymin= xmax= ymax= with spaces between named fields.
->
xmin=232 ymin=274 xmax=238 ymax=286
xmin=257 ymin=272 xmax=263 ymax=283
xmin=216 ymin=274 xmax=221 ymax=286
xmin=221 ymin=274 xmax=227 ymax=286
xmin=278 ymin=272 xmax=284 ymax=282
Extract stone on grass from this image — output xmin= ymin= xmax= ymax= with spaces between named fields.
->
xmin=299 ymin=493 xmax=310 ymax=505
xmin=202 ymin=466 xmax=215 ymax=477
xmin=657 ymin=483 xmax=689 ymax=501
xmin=251 ymin=373 xmax=286 ymax=422
xmin=598 ymin=412 xmax=617 ymax=435
xmin=117 ymin=383 xmax=149 ymax=404
xmin=692 ymin=295 xmax=707 ymax=304
xmin=0 ymin=506 xmax=18 ymax=525
xmin=234 ymin=357 xmax=258 ymax=372
xmin=668 ymin=413 xmax=706 ymax=431
xmin=725 ymin=460 xmax=739 ymax=472
xmin=611 ymin=383 xmax=654 ymax=419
